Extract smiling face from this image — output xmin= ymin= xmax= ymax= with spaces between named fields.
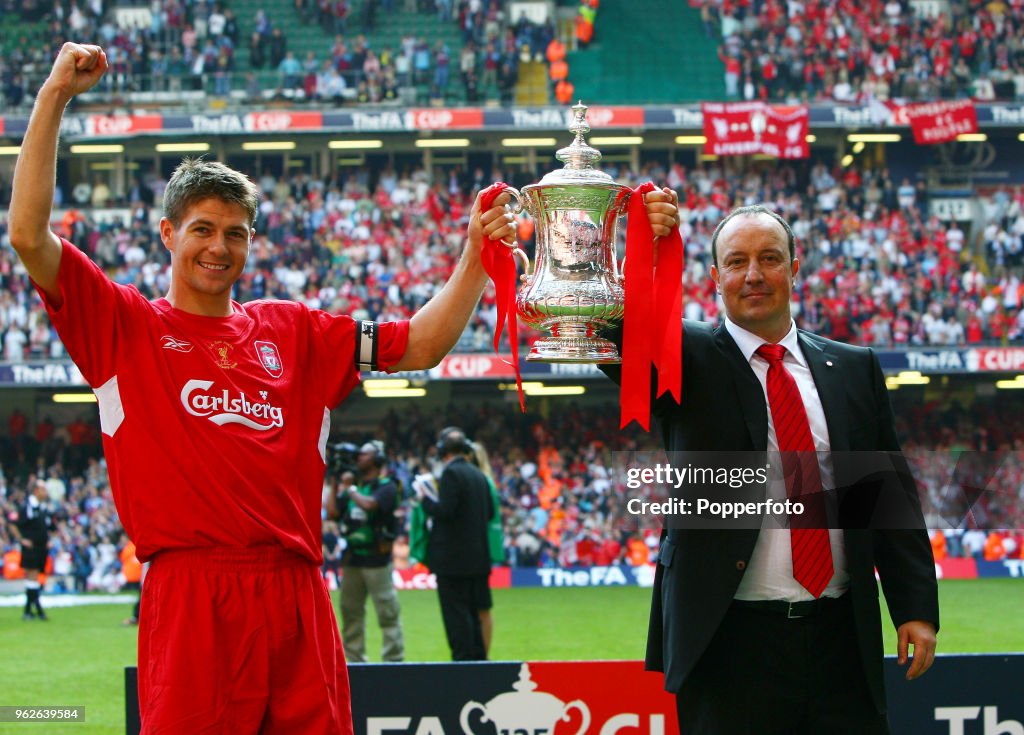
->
xmin=710 ymin=212 xmax=798 ymax=343
xmin=160 ymin=197 xmax=254 ymax=316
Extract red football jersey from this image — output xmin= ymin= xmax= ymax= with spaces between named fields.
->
xmin=38 ymin=240 xmax=409 ymax=563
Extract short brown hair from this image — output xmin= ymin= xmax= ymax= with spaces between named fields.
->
xmin=163 ymin=158 xmax=259 ymax=228
xmin=710 ymin=205 xmax=796 ymax=267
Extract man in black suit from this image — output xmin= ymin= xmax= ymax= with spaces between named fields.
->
xmin=613 ymin=203 xmax=938 ymax=734
xmin=420 ymin=426 xmax=494 ymax=661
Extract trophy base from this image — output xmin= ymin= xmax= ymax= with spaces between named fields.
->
xmin=526 ymin=335 xmax=621 ymax=364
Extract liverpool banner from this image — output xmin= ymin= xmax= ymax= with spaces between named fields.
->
xmin=702 ymin=102 xmax=809 ymax=158
xmin=905 ymin=99 xmax=978 ymax=144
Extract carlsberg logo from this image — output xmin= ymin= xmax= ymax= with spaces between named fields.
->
xmin=181 ymin=380 xmax=284 ymax=431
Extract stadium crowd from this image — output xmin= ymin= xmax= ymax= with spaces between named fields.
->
xmin=2 ymin=155 xmax=1024 ymax=365
xmin=703 ymin=0 xmax=1024 ymax=102
xmin=2 ymin=387 xmax=1023 ymax=594
xmin=0 ymin=0 xmax=549 ymax=106
xmin=2 ymin=1 xmax=1024 ymax=587
xmin=6 ymin=0 xmax=1024 ymax=109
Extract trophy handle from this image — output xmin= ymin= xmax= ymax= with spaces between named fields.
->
xmin=562 ymin=699 xmax=591 ymax=735
xmin=503 ymin=186 xmax=525 ymax=215
xmin=616 ymin=233 xmax=660 ymax=283
xmin=459 ymin=701 xmax=487 ymax=735
xmin=512 ymin=247 xmax=532 ymax=278
xmin=499 ymin=187 xmax=532 ymax=279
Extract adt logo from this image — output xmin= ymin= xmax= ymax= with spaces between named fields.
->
xmin=936 ymin=706 xmax=1022 ymax=734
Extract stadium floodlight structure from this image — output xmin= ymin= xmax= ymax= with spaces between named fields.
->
xmin=52 ymin=393 xmax=98 ymax=403
xmin=501 ymin=138 xmax=559 ymax=147
xmin=241 ymin=141 xmax=296 ymax=151
xmin=70 ymin=144 xmax=125 ymax=154
xmin=846 ymin=134 xmax=901 ymax=143
xmin=155 ymin=143 xmax=211 ymax=153
xmin=995 ymin=376 xmax=1024 ymax=389
xmin=589 ymin=136 xmax=644 ymax=146
xmin=415 ymin=139 xmax=471 ymax=148
xmin=328 ymin=140 xmax=384 ymax=149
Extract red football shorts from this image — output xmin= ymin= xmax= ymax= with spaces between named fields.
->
xmin=137 ymin=546 xmax=353 ymax=735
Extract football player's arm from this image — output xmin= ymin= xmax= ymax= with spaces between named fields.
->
xmin=325 ymin=478 xmax=341 ymax=521
xmin=390 ymin=191 xmax=516 ymax=372
xmin=10 ymin=43 xmax=108 ymax=304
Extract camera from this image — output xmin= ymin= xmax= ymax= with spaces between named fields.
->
xmin=326 ymin=441 xmax=359 ymax=480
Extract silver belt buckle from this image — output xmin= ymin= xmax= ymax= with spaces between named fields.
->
xmin=787 ymin=602 xmax=804 ymax=619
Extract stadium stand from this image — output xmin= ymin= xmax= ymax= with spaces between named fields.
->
xmin=6 ymin=0 xmax=1024 ymax=110
xmin=700 ymin=0 xmax=1024 ymax=103
xmin=2 ymin=157 xmax=1022 ymax=364
xmin=0 ymin=0 xmax=553 ymax=108
xmin=1 ymin=392 xmax=1022 ymax=586
xmin=1 ymin=0 xmax=1024 ymax=592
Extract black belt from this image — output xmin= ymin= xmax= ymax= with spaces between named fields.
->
xmin=732 ymin=594 xmax=847 ymax=619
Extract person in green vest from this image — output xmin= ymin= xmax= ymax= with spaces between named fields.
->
xmin=326 ymin=440 xmax=404 ymax=662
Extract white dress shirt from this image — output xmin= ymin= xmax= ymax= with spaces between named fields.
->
xmin=724 ymin=318 xmax=850 ymax=601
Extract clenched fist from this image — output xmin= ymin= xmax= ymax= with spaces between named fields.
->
xmin=44 ymin=43 xmax=108 ymax=102
xmin=644 ymin=187 xmax=680 ymax=238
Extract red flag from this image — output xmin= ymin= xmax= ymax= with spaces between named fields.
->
xmin=904 ymin=99 xmax=978 ymax=145
xmin=620 ymin=182 xmax=683 ymax=431
xmin=478 ymin=182 xmax=526 ymax=412
xmin=702 ymin=102 xmax=809 ymax=159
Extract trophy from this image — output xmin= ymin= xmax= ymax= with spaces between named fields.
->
xmin=506 ymin=102 xmax=631 ymax=363
xmin=459 ymin=663 xmax=590 ymax=735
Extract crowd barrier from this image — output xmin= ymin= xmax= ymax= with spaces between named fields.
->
xmin=5 ymin=347 xmax=1024 ymax=387
xmin=384 ymin=560 xmax=1024 ymax=592
xmin=125 ymin=655 xmax=1024 ymax=735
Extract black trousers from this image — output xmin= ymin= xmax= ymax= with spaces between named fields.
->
xmin=676 ymin=596 xmax=889 ymax=735
xmin=435 ymin=575 xmax=490 ymax=661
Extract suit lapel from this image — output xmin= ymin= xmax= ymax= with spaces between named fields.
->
xmin=713 ymin=325 xmax=768 ymax=451
xmin=798 ymin=331 xmax=849 ymax=451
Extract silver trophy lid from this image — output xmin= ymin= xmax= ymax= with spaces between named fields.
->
xmin=536 ymin=102 xmax=615 ymax=186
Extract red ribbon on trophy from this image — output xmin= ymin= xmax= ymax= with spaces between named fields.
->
xmin=620 ymin=182 xmax=683 ymax=431
xmin=479 ymin=181 xmax=526 ymax=412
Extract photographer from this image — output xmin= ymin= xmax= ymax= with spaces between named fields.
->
xmin=326 ymin=441 xmax=404 ymax=662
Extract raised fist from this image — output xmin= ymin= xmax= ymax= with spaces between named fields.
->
xmin=45 ymin=43 xmax=108 ymax=100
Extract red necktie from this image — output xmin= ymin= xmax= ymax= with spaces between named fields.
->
xmin=756 ymin=343 xmax=834 ymax=598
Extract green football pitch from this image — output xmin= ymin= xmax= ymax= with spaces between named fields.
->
xmin=1 ymin=580 xmax=1021 ymax=735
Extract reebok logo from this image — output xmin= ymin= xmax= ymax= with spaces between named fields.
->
xmin=161 ymin=335 xmax=193 ymax=352
xmin=180 ymin=379 xmax=284 ymax=431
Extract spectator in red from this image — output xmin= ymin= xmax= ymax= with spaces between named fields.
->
xmin=555 ymin=77 xmax=575 ymax=105
xmin=9 ymin=410 xmax=27 ymax=440
xmin=545 ymin=37 xmax=565 ymax=64
xmin=966 ymin=313 xmax=984 ymax=343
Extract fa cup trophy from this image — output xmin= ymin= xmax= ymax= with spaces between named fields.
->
xmin=507 ymin=102 xmax=630 ymax=363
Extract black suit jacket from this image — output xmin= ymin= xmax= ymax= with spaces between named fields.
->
xmin=606 ymin=321 xmax=939 ymax=712
xmin=423 ymin=457 xmax=494 ymax=577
